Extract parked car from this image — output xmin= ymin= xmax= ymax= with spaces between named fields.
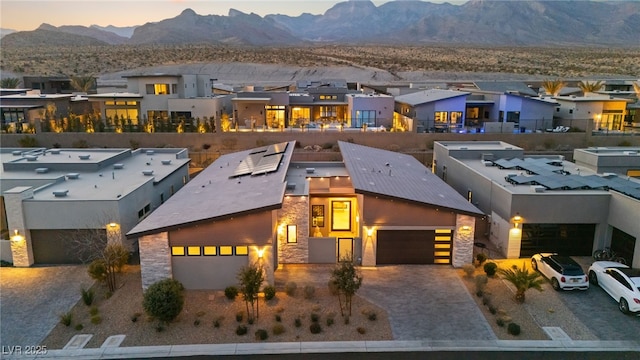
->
xmin=588 ymin=261 xmax=640 ymax=315
xmin=531 ymin=253 xmax=589 ymax=291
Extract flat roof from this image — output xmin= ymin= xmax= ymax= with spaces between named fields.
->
xmin=394 ymin=89 xmax=470 ymax=106
xmin=87 ymin=92 xmax=143 ymax=99
xmin=473 ymin=81 xmax=538 ymax=97
xmin=438 ymin=141 xmax=523 ymax=152
xmin=127 ymin=141 xmax=295 ymax=238
xmin=285 ymin=162 xmax=350 ymax=196
xmin=339 ymin=141 xmax=483 ymax=216
xmin=554 ymin=95 xmax=628 ymax=102
xmin=1 ymin=148 xmax=190 ymax=201
xmin=0 ymin=94 xmax=73 ymax=100
xmin=577 ymin=147 xmax=640 ymax=156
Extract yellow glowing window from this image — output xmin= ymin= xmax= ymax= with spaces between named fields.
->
xmin=203 ymin=246 xmax=217 ymax=256
xmin=434 ymin=258 xmax=450 ymax=264
xmin=434 ymin=251 xmax=450 ymax=257
xmin=187 ymin=246 xmax=201 ymax=256
xmin=235 ymin=246 xmax=248 ymax=256
xmin=435 ymin=236 xmax=451 ymax=241
xmin=434 ymin=243 xmax=450 ymax=249
xmin=220 ymin=246 xmax=233 ymax=256
xmin=171 ymin=246 xmax=185 ymax=256
xmin=435 ymin=229 xmax=452 ymax=234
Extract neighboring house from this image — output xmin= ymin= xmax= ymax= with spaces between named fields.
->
xmin=394 ymin=89 xmax=469 ymax=133
xmin=473 ymin=81 xmax=538 ymax=97
xmin=433 ymin=141 xmax=640 ymax=268
xmin=573 ymin=147 xmax=640 ymax=177
xmin=231 ymin=91 xmax=289 ymax=129
xmin=345 ymin=93 xmax=395 ymax=130
xmin=553 ymin=95 xmax=629 ymax=131
xmin=1 ymin=147 xmax=190 ymax=266
xmin=128 ymin=141 xmax=483 ymax=290
xmin=22 ymin=76 xmax=73 ymax=94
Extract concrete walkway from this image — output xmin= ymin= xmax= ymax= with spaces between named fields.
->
xmin=0 ymin=266 xmax=94 ymax=348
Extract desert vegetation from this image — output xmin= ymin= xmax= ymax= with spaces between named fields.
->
xmin=1 ymin=44 xmax=638 ymax=78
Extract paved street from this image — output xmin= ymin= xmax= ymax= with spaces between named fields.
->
xmin=0 ymin=266 xmax=93 ymax=347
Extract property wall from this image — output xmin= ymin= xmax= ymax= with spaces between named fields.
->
xmin=277 ymin=195 xmax=310 ymax=264
xmin=607 ymin=192 xmax=640 ymax=268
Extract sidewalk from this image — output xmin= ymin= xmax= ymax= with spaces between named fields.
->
xmin=3 ymin=339 xmax=639 ymax=359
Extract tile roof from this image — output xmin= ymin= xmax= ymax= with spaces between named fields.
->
xmin=127 ymin=141 xmax=295 ymax=238
xmin=339 ymin=141 xmax=483 ymax=216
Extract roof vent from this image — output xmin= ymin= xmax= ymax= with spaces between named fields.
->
xmin=142 ymin=170 xmax=154 ymax=176
xmin=12 ymin=150 xmax=22 ymax=156
xmin=306 ymin=168 xmax=315 ymax=174
xmin=286 ymin=183 xmax=296 ymax=190
xmin=482 ymin=160 xmax=493 ymax=167
xmin=25 ymin=155 xmax=38 ymax=161
xmin=532 ymin=186 xmax=546 ymax=193
xmin=78 ymin=154 xmax=90 ymax=160
xmin=53 ymin=190 xmax=69 ymax=197
xmin=161 ymin=159 xmax=172 ymax=165
xmin=35 ymin=167 xmax=49 ymax=174
xmin=66 ymin=173 xmax=80 ymax=179
xmin=49 ymin=149 xmax=61 ymax=155
xmin=113 ymin=163 xmax=124 ymax=169
xmin=623 ymin=151 xmax=637 ymax=155
xmin=146 ymin=150 xmax=155 ymax=155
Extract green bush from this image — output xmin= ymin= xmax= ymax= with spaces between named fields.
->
xmin=496 ymin=318 xmax=505 ymax=327
xmin=309 ymin=322 xmax=322 ymax=334
xmin=254 ymin=329 xmax=268 ymax=341
xmin=285 ymin=282 xmax=297 ymax=296
xmin=81 ymin=288 xmax=94 ymax=306
xmin=294 ymin=317 xmax=302 ymax=327
xmin=72 ymin=139 xmax=89 ymax=148
xmin=508 ymin=322 xmax=521 ymax=336
xmin=60 ymin=312 xmax=73 ymax=327
xmin=310 ymin=313 xmax=320 ymax=323
xmin=357 ymin=327 xmax=366 ymax=334
xmin=475 ymin=274 xmax=488 ymax=294
xmin=275 ymin=314 xmax=282 ymax=322
xmin=18 ymin=136 xmax=38 ymax=148
xmin=326 ymin=316 xmax=335 ymax=327
xmin=224 ymin=286 xmax=238 ymax=300
xmin=303 ymin=285 xmax=316 ymax=299
xmin=489 ymin=305 xmax=497 ymax=315
xmin=482 ymin=295 xmax=492 ymax=306
xmin=476 ymin=253 xmax=487 ymax=266
xmin=484 ymin=262 xmax=498 ymax=277
xmin=89 ymin=306 xmax=99 ymax=316
xmin=272 ymin=324 xmax=285 ymax=335
xmin=142 ymin=279 xmax=185 ymax=324
xmin=236 ymin=325 xmax=248 ymax=336
xmin=236 ymin=311 xmax=243 ymax=323
xmin=368 ymin=312 xmax=377 ymax=321
xmin=263 ymin=285 xmax=276 ymax=300
xmin=75 ymin=324 xmax=83 ymax=331
xmin=91 ymin=315 xmax=102 ymax=325
xmin=131 ymin=312 xmax=141 ymax=323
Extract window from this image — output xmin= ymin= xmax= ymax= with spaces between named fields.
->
xmin=171 ymin=84 xmax=178 ymax=94
xmin=203 ymin=246 xmax=217 ymax=256
xmin=355 ymin=110 xmax=376 ymax=127
xmin=319 ymin=95 xmax=337 ymax=100
xmin=138 ymin=203 xmax=151 ymax=219
xmin=146 ymin=83 xmax=170 ymax=95
xmin=220 ymin=246 xmax=233 ymax=256
xmin=287 ymin=225 xmax=297 ymax=243
xmin=331 ymin=200 xmax=351 ymax=231
xmin=186 ymin=246 xmax=201 ymax=256
xmin=171 ymin=246 xmax=185 ymax=256
xmin=320 ymin=106 xmax=337 ymax=118
xmin=235 ymin=246 xmax=248 ymax=255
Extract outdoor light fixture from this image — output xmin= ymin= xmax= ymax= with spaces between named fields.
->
xmin=108 ymin=222 xmax=117 ymax=228
xmin=366 ymin=227 xmax=374 ymax=237
xmin=257 ymin=248 xmax=265 ymax=259
xmin=11 ymin=230 xmax=24 ymax=243
xmin=512 ymin=213 xmax=523 ymax=228
xmin=461 ymin=225 xmax=471 ymax=231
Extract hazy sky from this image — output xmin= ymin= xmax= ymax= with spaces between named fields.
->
xmin=0 ymin=0 xmax=466 ymax=31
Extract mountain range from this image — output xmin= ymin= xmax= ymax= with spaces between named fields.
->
xmin=2 ymin=0 xmax=639 ymax=47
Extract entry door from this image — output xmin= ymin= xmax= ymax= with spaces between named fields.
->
xmin=338 ymin=238 xmax=353 ymax=262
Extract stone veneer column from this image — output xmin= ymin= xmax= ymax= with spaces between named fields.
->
xmin=277 ymin=196 xmax=309 ymax=264
xmin=361 ymin=228 xmax=376 ymax=267
xmin=139 ymin=232 xmax=172 ymax=290
xmin=4 ymin=187 xmax=35 ymax=267
xmin=452 ymin=214 xmax=475 ymax=268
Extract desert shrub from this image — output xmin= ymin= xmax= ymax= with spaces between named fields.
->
xmin=202 ymin=143 xmax=211 ymax=150
xmin=618 ymin=140 xmax=632 ymax=147
xmin=18 ymin=136 xmax=38 ymax=148
xmin=91 ymin=315 xmax=102 ymax=325
xmin=357 ymin=327 xmax=366 ymax=334
xmin=236 ymin=311 xmax=244 ymax=323
xmin=344 ymin=316 xmax=350 ymax=325
xmin=275 ymin=314 xmax=281 ymax=322
xmin=131 ymin=312 xmax=141 ymax=323
xmin=309 ymin=322 xmax=322 ymax=334
xmin=328 ymin=280 xmax=340 ymax=296
xmin=255 ymin=329 xmax=268 ymax=341
xmin=0 ymin=260 xmax=13 ymax=267
xmin=196 ymin=310 xmax=206 ymax=317
xmin=75 ymin=324 xmax=84 ymax=331
xmin=236 ymin=325 xmax=248 ymax=336
xmin=489 ymin=305 xmax=497 ymax=315
xmin=89 ymin=306 xmax=99 ymax=316
xmin=303 ymin=285 xmax=316 ymax=299
xmin=248 ymin=318 xmax=254 ymax=325
xmin=322 ymin=142 xmax=334 ymax=150
xmin=213 ymin=318 xmax=222 ymax=328
xmin=476 ymin=253 xmax=487 ymax=266
xmin=155 ymin=323 xmax=165 ymax=332
xmin=508 ymin=322 xmax=521 ymax=336
xmin=194 ymin=319 xmax=201 ymax=326
xmin=263 ymin=285 xmax=276 ymax=300
xmin=81 ymin=287 xmax=94 ymax=306
xmin=225 ymin=286 xmax=238 ymax=300
xmin=272 ymin=324 xmax=285 ymax=335
xmin=496 ymin=318 xmax=505 ymax=327
xmin=482 ymin=295 xmax=492 ymax=306
xmin=72 ymin=139 xmax=89 ymax=148
xmin=462 ymin=264 xmax=475 ymax=278
xmin=484 ymin=262 xmax=498 ymax=277
xmin=475 ymin=274 xmax=488 ymax=294
xmin=142 ymin=279 xmax=185 ymax=324
xmin=476 ymin=290 xmax=484 ymax=298
xmin=294 ymin=317 xmax=302 ymax=328
xmin=285 ymin=282 xmax=298 ymax=296
xmin=326 ymin=317 xmax=335 ymax=327
xmin=60 ymin=312 xmax=73 ymax=326
xmin=368 ymin=312 xmax=377 ymax=321
xmin=310 ymin=313 xmax=320 ymax=323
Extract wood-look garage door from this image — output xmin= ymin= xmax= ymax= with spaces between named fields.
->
xmin=31 ymin=229 xmax=105 ymax=264
xmin=376 ymin=230 xmax=436 ymax=265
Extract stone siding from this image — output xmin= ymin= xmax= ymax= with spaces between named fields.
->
xmin=452 ymin=214 xmax=476 ymax=268
xmin=4 ymin=187 xmax=35 ymax=267
xmin=277 ymin=196 xmax=310 ymax=264
xmin=139 ymin=232 xmax=172 ymax=290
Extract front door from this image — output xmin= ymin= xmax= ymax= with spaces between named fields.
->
xmin=338 ymin=237 xmax=353 ymax=262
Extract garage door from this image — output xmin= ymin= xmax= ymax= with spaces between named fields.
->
xmin=31 ymin=229 xmax=105 ymax=264
xmin=520 ymin=224 xmax=595 ymax=257
xmin=377 ymin=230 xmax=451 ymax=265
xmin=171 ymin=245 xmax=249 ymax=290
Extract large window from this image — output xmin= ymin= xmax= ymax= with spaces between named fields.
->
xmin=291 ymin=107 xmax=310 ymax=127
xmin=105 ymin=101 xmax=139 ymax=122
xmin=331 ymin=200 xmax=351 ymax=231
xmin=266 ymin=105 xmax=285 ymax=128
xmin=320 ymin=106 xmax=337 ymax=119
xmin=145 ymin=83 xmax=171 ymax=95
xmin=319 ymin=95 xmax=337 ymax=100
xmin=354 ymin=110 xmax=376 ymax=128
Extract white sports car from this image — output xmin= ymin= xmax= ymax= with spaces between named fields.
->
xmin=588 ymin=261 xmax=640 ymax=315
xmin=531 ymin=253 xmax=589 ymax=291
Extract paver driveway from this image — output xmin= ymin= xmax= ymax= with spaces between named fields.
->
xmin=276 ymin=264 xmax=495 ymax=341
xmin=0 ymin=266 xmax=93 ymax=347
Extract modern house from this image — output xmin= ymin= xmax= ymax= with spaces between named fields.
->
xmin=433 ymin=141 xmax=640 ymax=267
xmin=394 ymin=89 xmax=469 ymax=133
xmin=573 ymin=147 xmax=640 ymax=177
xmin=128 ymin=141 xmax=483 ymax=290
xmin=1 ymin=147 xmax=190 ymax=266
xmin=553 ymin=95 xmax=629 ymax=132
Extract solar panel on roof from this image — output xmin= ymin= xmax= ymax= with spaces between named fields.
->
xmin=264 ymin=142 xmax=288 ymax=156
xmin=252 ymin=153 xmax=283 ymax=175
xmin=231 ymin=152 xmax=264 ymax=178
xmin=249 ymin=146 xmax=269 ymax=154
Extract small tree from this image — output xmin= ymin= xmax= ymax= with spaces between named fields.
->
xmin=143 ymin=279 xmax=185 ymax=324
xmin=1 ymin=77 xmax=21 ymax=88
xmin=329 ymin=258 xmax=363 ymax=317
xmin=498 ymin=262 xmax=544 ymax=304
xmin=237 ymin=262 xmax=265 ymax=322
xmin=221 ymin=113 xmax=231 ymax=132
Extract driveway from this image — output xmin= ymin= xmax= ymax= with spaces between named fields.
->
xmin=276 ymin=264 xmax=495 ymax=341
xmin=0 ymin=266 xmax=94 ymax=347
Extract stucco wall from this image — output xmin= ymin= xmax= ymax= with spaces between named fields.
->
xmin=607 ymin=192 xmax=640 ymax=268
xmin=362 ymin=195 xmax=456 ymax=226
xmin=169 ymin=211 xmax=273 ymax=246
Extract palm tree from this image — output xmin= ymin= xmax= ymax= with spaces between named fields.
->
xmin=633 ymin=81 xmax=640 ymax=102
xmin=578 ymin=80 xmax=603 ymax=95
xmin=1 ymin=77 xmax=21 ymax=88
xmin=70 ymin=75 xmax=96 ymax=93
xmin=498 ymin=262 xmax=545 ymax=304
xmin=541 ymin=79 xmax=566 ymax=96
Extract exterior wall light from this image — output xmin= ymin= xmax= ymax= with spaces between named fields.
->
xmin=366 ymin=227 xmax=374 ymax=237
xmin=257 ymin=248 xmax=265 ymax=259
xmin=11 ymin=229 xmax=24 ymax=243
xmin=108 ymin=222 xmax=118 ymax=228
xmin=512 ymin=213 xmax=523 ymax=229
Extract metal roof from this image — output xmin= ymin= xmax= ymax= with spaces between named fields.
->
xmin=394 ymin=89 xmax=470 ymax=107
xmin=339 ymin=141 xmax=483 ymax=216
xmin=473 ymin=81 xmax=538 ymax=97
xmin=127 ymin=141 xmax=295 ymax=238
